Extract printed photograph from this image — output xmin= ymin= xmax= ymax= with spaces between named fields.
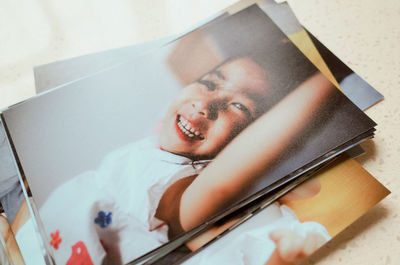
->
xmin=2 ymin=5 xmax=375 ymax=265
xmin=174 ymin=155 xmax=389 ymax=265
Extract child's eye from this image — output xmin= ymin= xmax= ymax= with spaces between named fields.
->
xmin=198 ymin=80 xmax=217 ymax=91
xmin=231 ymin=102 xmax=251 ymax=116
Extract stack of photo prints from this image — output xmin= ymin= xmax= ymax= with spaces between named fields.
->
xmin=0 ymin=1 xmax=390 ymax=265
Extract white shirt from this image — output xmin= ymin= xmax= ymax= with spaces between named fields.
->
xmin=18 ymin=136 xmax=206 ymax=265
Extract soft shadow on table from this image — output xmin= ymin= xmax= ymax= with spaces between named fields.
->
xmin=300 ymin=201 xmax=390 ymax=265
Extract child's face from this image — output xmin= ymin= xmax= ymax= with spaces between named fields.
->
xmin=159 ymin=57 xmax=270 ymax=159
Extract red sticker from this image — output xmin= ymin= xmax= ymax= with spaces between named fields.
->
xmin=66 ymin=241 xmax=94 ymax=265
xmin=50 ymin=230 xmax=62 ymax=250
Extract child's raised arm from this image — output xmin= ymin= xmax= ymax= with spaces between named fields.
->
xmin=179 ymin=72 xmax=335 ymax=231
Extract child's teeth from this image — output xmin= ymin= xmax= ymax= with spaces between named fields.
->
xmin=178 ymin=116 xmax=203 ymax=140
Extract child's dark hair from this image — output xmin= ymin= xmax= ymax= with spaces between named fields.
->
xmin=201 ymin=4 xmax=318 ymax=116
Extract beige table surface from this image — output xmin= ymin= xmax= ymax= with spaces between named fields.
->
xmin=1 ymin=0 xmax=399 ymax=264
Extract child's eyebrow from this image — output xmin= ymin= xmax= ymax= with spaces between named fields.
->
xmin=210 ymin=70 xmax=225 ymax=81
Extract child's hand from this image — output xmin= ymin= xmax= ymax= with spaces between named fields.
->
xmin=267 ymin=229 xmax=326 ymax=265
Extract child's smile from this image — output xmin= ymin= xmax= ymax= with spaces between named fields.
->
xmin=175 ymin=115 xmax=205 ymax=141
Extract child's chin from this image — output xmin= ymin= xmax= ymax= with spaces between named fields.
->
xmin=158 ymin=135 xmax=170 ymax=151
xmin=159 ymin=139 xmax=182 ymax=154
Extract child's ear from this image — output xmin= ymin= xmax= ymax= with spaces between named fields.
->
xmin=279 ymin=177 xmax=321 ymax=203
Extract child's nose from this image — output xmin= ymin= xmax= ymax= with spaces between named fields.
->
xmin=191 ymin=101 xmax=208 ymax=117
xmin=191 ymin=99 xmax=223 ymax=120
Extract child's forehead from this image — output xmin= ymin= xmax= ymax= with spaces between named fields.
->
xmin=218 ymin=57 xmax=267 ymax=76
xmin=211 ymin=58 xmax=270 ymax=95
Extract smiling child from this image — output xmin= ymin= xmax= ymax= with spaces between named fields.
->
xmin=15 ymin=56 xmax=334 ymax=265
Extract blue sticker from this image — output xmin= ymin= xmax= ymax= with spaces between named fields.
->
xmin=94 ymin=211 xmax=112 ymax=228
